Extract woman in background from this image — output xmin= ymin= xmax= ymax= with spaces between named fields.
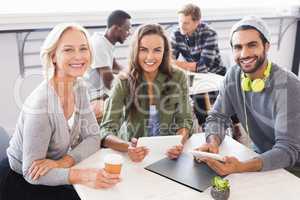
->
xmin=0 ymin=23 xmax=120 ymax=200
xmin=100 ymin=23 xmax=193 ymax=162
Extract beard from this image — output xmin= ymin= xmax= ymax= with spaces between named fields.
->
xmin=238 ymin=51 xmax=266 ymax=74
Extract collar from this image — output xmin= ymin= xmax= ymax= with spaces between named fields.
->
xmin=186 ymin=23 xmax=206 ymax=38
xmin=103 ymin=34 xmax=115 ymax=49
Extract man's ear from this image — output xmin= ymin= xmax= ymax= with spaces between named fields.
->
xmin=265 ymin=42 xmax=270 ymax=52
xmin=111 ymin=24 xmax=119 ymax=31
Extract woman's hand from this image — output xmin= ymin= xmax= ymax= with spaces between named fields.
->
xmin=29 ymin=159 xmax=59 ymax=180
xmin=28 ymin=155 xmax=75 ymax=180
xmin=127 ymin=138 xmax=149 ymax=162
xmin=167 ymin=144 xmax=183 ymax=159
xmin=70 ymin=168 xmax=121 ymax=189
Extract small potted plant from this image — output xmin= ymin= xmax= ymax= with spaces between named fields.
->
xmin=210 ymin=176 xmax=230 ymax=200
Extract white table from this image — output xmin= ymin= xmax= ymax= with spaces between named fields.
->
xmin=186 ymin=72 xmax=224 ymax=95
xmin=73 ymin=133 xmax=300 ymax=200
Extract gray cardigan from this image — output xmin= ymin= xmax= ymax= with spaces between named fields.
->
xmin=7 ymin=78 xmax=101 ymax=186
xmin=205 ymin=63 xmax=300 ymax=171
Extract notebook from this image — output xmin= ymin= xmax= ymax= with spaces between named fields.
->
xmin=145 ymin=153 xmax=220 ymax=192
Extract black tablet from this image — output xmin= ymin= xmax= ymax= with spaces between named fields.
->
xmin=145 ymin=153 xmax=220 ymax=192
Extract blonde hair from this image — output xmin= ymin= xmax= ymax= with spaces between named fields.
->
xmin=178 ymin=3 xmax=201 ymax=21
xmin=40 ymin=22 xmax=94 ymax=79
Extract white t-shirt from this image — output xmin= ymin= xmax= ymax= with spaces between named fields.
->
xmin=85 ymin=32 xmax=115 ymax=100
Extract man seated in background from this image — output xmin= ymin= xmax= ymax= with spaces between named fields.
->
xmin=170 ymin=3 xmax=241 ymax=138
xmin=171 ymin=3 xmax=225 ymax=74
xmin=196 ymin=16 xmax=300 ymax=177
xmin=85 ymin=10 xmax=131 ymax=121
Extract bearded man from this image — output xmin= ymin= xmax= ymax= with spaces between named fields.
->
xmin=194 ymin=16 xmax=300 ymax=177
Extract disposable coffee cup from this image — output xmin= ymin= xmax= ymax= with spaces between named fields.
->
xmin=104 ymin=154 xmax=123 ymax=174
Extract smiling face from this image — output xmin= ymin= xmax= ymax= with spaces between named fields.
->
xmin=138 ymin=34 xmax=165 ymax=79
xmin=231 ymin=29 xmax=269 ymax=74
xmin=52 ymin=28 xmax=91 ymax=79
xmin=116 ymin=19 xmax=131 ymax=44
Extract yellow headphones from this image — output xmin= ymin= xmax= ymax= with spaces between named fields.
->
xmin=241 ymin=61 xmax=272 ymax=92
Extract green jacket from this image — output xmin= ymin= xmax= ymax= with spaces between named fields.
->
xmin=100 ymin=67 xmax=193 ymax=141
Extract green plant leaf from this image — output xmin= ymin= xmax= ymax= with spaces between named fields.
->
xmin=211 ymin=176 xmax=230 ymax=191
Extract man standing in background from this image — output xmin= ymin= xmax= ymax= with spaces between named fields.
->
xmin=85 ymin=10 xmax=131 ymax=121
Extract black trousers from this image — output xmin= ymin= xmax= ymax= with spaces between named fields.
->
xmin=0 ymin=158 xmax=80 ymax=200
xmin=192 ymin=92 xmax=239 ymax=126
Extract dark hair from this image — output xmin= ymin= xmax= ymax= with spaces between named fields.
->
xmin=107 ymin=10 xmax=131 ymax=28
xmin=230 ymin=25 xmax=269 ymax=47
xmin=127 ymin=23 xmax=172 ymax=115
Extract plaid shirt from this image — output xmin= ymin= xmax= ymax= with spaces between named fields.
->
xmin=170 ymin=23 xmax=226 ymax=75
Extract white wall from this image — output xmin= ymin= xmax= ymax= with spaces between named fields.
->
xmin=0 ymin=33 xmax=45 ymax=135
xmin=0 ymin=34 xmax=28 ymax=134
xmin=0 ymin=9 xmax=298 ymax=135
xmin=269 ymin=18 xmax=298 ymax=69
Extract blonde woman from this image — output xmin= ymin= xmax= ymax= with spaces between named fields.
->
xmin=0 ymin=23 xmax=120 ymax=200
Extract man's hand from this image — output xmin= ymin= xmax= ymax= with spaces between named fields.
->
xmin=91 ymin=99 xmax=104 ymax=120
xmin=197 ymin=156 xmax=242 ymax=176
xmin=98 ymin=67 xmax=114 ymax=89
xmin=174 ymin=60 xmax=196 ymax=72
xmin=167 ymin=144 xmax=183 ymax=159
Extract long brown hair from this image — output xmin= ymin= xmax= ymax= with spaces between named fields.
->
xmin=127 ymin=23 xmax=172 ymax=114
